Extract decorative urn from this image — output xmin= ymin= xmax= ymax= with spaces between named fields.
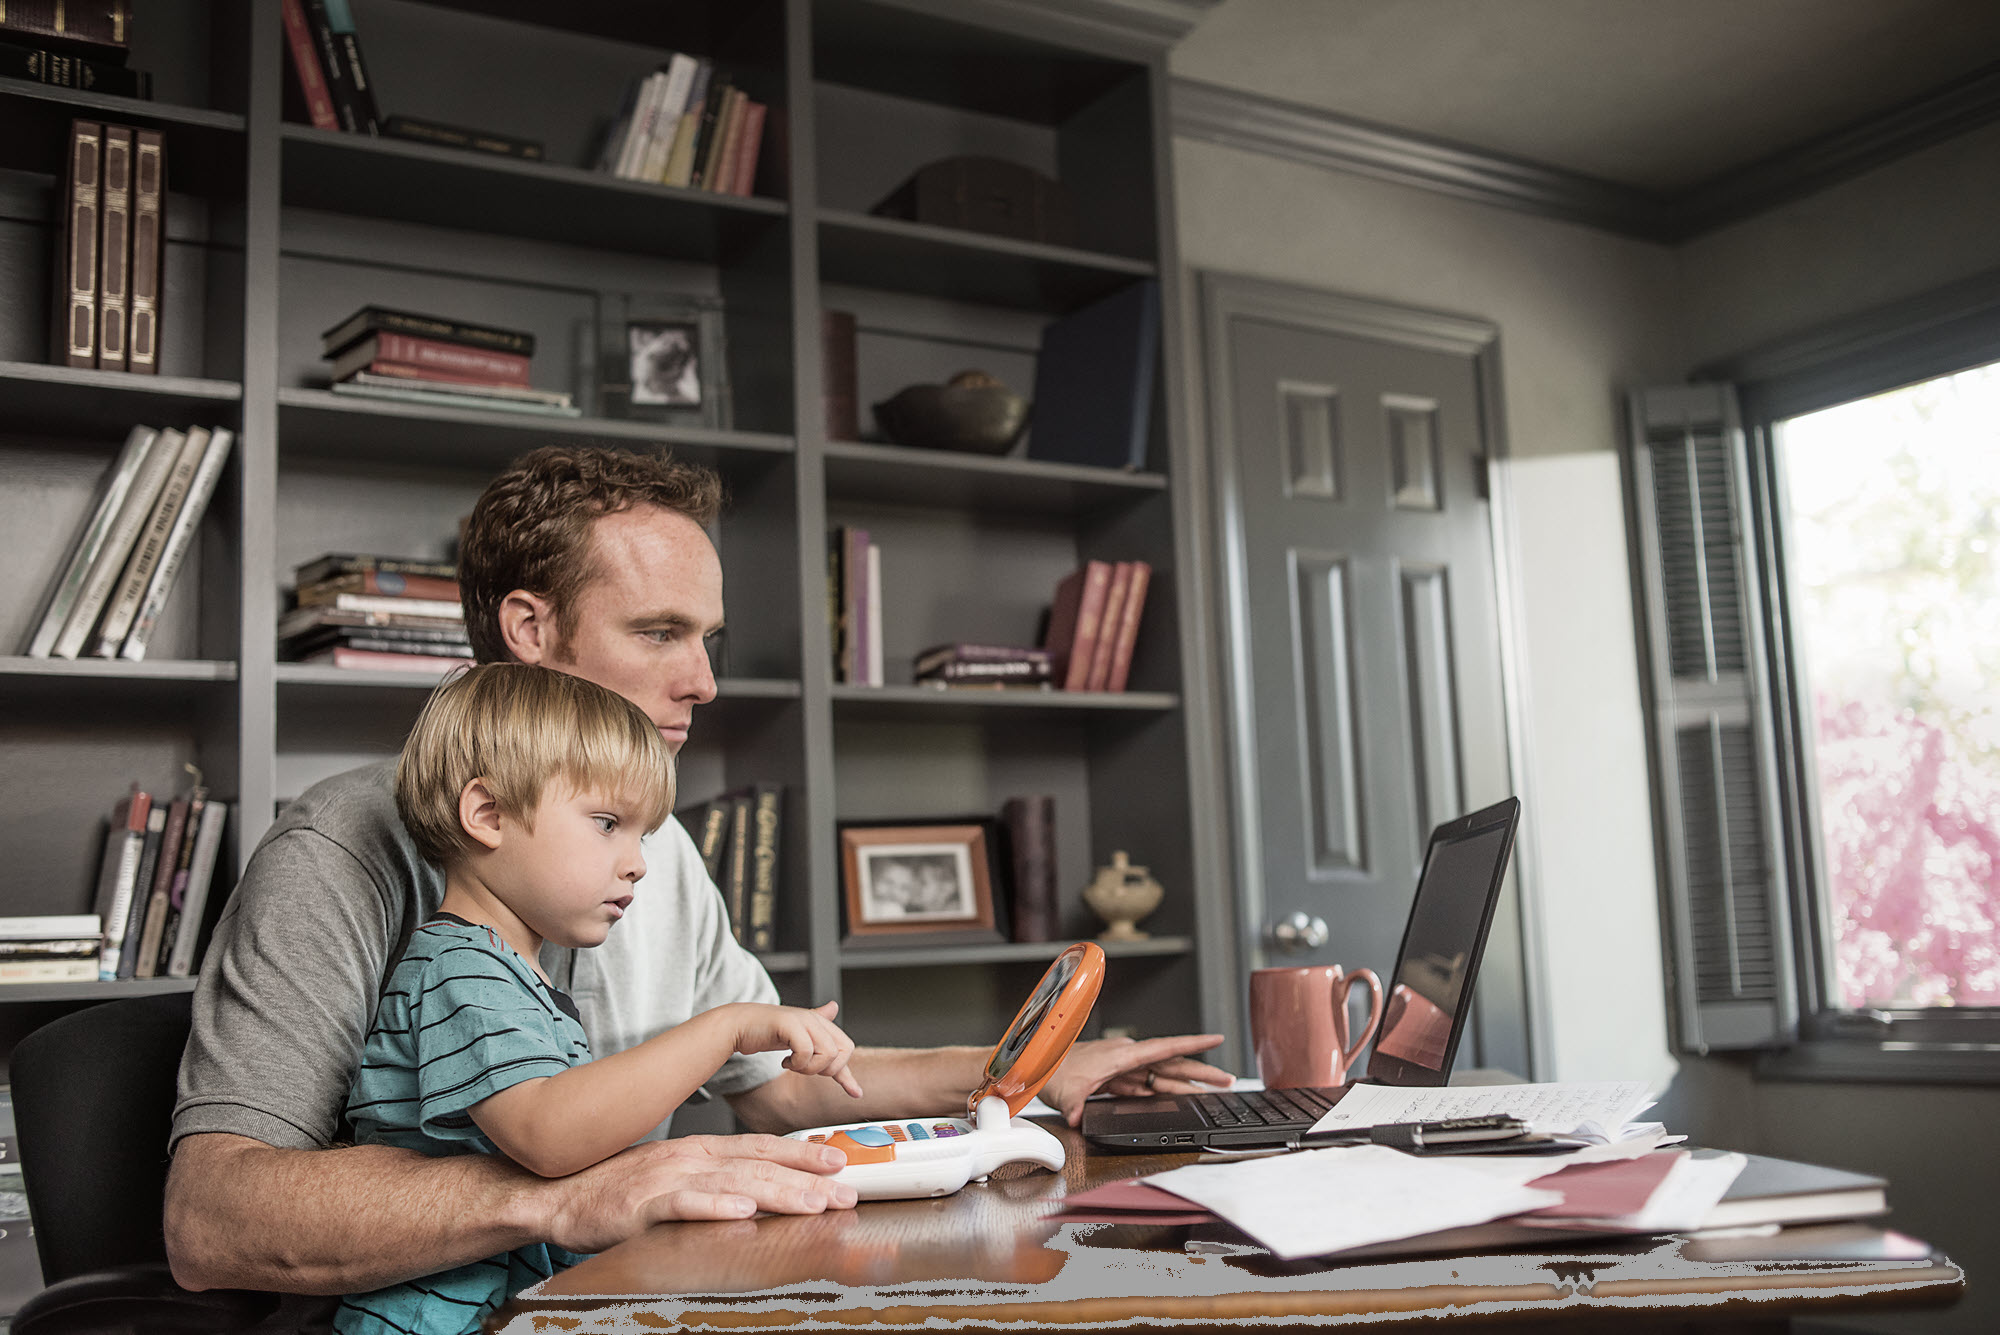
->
xmin=1082 ymin=850 xmax=1163 ymax=942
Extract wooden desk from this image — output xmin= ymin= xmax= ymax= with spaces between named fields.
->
xmin=489 ymin=1126 xmax=1961 ymax=1333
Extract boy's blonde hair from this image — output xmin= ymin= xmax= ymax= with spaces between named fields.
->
xmin=395 ymin=663 xmax=676 ymax=866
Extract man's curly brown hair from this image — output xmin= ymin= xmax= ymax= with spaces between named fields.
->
xmin=460 ymin=446 xmax=723 ymax=664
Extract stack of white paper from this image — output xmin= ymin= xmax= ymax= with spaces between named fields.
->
xmin=1146 ymin=1145 xmax=1563 ymax=1260
xmin=1306 ymin=1081 xmax=1657 ymax=1143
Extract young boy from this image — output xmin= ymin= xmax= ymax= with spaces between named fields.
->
xmin=335 ymin=664 xmax=860 ymax=1335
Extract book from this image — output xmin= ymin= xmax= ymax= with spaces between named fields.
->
xmin=661 ymin=60 xmax=711 ymax=188
xmin=283 ymin=632 xmax=471 ymax=660
xmin=1042 ymin=560 xmax=1113 ymax=691
xmin=827 ymin=529 xmax=849 ymax=682
xmin=293 ymin=553 xmax=457 ymax=587
xmin=113 ymin=803 xmax=167 ymax=979
xmin=1084 ymin=562 xmax=1134 ymax=692
xmin=614 ymin=69 xmax=668 ymax=178
xmin=337 ymin=369 xmax=569 ymax=404
xmin=684 ymin=78 xmax=731 ymax=192
xmin=913 ymin=644 xmax=1052 ymax=676
xmin=51 ymin=426 xmax=182 ymax=659
xmin=724 ymin=790 xmax=753 ymax=944
xmin=822 ymin=309 xmax=859 ymax=442
xmin=1027 ymin=278 xmax=1161 ymax=472
xmin=381 ymin=115 xmax=543 ymax=160
xmin=1000 ymin=795 xmax=1057 ymax=942
xmin=128 ymin=792 xmax=190 ymax=978
xmin=305 ymin=592 xmax=462 ymax=620
xmin=703 ymin=86 xmax=747 ymax=193
xmin=52 ymin=118 xmax=101 ymax=368
xmin=321 ymin=0 xmax=381 ymax=133
xmin=748 ymin=783 xmax=782 ymax=951
xmin=297 ymin=569 xmax=460 ymax=605
xmin=0 ymin=38 xmax=151 ymax=96
xmin=93 ymin=426 xmax=210 ymax=656
xmin=320 ymin=307 xmax=535 ymax=359
xmin=916 ymin=659 xmax=1052 ymax=684
xmin=22 ymin=425 xmax=155 ymax=657
xmin=122 ymin=426 xmax=234 ymax=660
xmin=331 ymin=334 xmax=531 ymax=385
xmin=0 ymin=915 xmax=100 ymax=939
xmin=639 ymin=53 xmax=698 ymax=182
xmin=329 ymin=379 xmax=580 ymax=416
xmin=1104 ymin=561 xmax=1151 ymax=692
xmin=306 ymin=0 xmax=377 ymax=135
xmin=728 ymin=100 xmax=767 ymax=196
xmin=594 ymin=72 xmax=645 ymax=173
xmin=277 ymin=606 xmax=466 ymax=641
xmin=139 ymin=785 xmax=203 ymax=977
xmin=300 ymin=647 xmax=469 ymax=674
xmin=165 ymin=800 xmax=229 ymax=978
xmin=0 ymin=939 xmax=99 ymax=959
xmin=690 ymin=794 xmax=732 ymax=885
xmin=865 ymin=541 xmax=883 ymax=687
xmin=0 ymin=959 xmax=97 ymax=984
xmin=91 ymin=784 xmax=151 ymax=978
xmin=94 ymin=121 xmax=131 ymax=369
xmin=1694 ymin=1150 xmax=1888 ymax=1230
xmin=126 ymin=126 xmax=163 ymax=373
xmin=0 ymin=1 xmax=130 ymax=56
xmin=280 ymin=0 xmax=338 ymax=132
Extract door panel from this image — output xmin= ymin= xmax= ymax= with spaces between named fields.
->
xmin=1212 ymin=293 xmax=1527 ymax=1076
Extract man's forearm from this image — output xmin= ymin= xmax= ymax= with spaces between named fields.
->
xmin=730 ymin=1045 xmax=988 ymax=1133
xmin=165 ymin=1133 xmax=548 ymax=1294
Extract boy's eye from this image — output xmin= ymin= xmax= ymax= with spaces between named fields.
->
xmin=593 ymin=814 xmax=618 ymax=833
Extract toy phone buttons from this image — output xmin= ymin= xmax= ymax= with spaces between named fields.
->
xmin=825 ymin=1130 xmax=897 ymax=1164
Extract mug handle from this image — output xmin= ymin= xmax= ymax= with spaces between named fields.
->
xmin=1334 ymin=967 xmax=1387 ymax=1073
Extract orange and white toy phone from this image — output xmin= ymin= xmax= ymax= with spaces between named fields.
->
xmin=785 ymin=942 xmax=1106 ymax=1200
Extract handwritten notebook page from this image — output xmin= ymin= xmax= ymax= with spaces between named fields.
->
xmin=1307 ymin=1081 xmax=1654 ymax=1140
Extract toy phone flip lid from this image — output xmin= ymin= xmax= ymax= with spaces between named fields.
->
xmin=788 ymin=942 xmax=1107 ymax=1200
xmin=969 ymin=940 xmax=1107 ymax=1115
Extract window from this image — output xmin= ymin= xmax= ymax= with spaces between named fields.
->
xmin=1626 ymin=280 xmax=2000 ymax=1076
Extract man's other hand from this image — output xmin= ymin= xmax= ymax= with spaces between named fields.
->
xmin=541 ymin=1133 xmax=857 ymax=1253
xmin=1039 ymin=1034 xmax=1234 ymax=1126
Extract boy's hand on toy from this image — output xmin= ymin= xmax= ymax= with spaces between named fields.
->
xmin=734 ymin=1000 xmax=864 ymax=1099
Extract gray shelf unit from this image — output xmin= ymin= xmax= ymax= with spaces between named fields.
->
xmin=0 ymin=0 xmax=1227 ymax=1057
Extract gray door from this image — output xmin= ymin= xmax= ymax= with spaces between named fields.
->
xmin=1202 ymin=275 xmax=1529 ymax=1077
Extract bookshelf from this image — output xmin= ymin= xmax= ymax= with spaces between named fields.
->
xmin=0 ymin=0 xmax=1225 ymax=1068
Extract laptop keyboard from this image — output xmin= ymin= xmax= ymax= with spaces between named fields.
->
xmin=1193 ymin=1087 xmax=1334 ymax=1128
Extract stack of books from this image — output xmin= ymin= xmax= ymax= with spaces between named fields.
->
xmin=50 ymin=117 xmax=167 ymax=373
xmin=682 ymin=784 xmax=783 ymax=952
xmin=828 ymin=525 xmax=881 ymax=686
xmin=21 ymin=425 xmax=235 ymax=660
xmin=280 ymin=553 xmax=471 ymax=674
xmin=1 ymin=0 xmax=150 ymax=97
xmin=914 ymin=644 xmax=1053 ymax=691
xmin=598 ymin=52 xmax=768 ymax=196
xmin=89 ymin=776 xmax=231 ymax=981
xmin=321 ymin=306 xmax=577 ymax=416
xmin=1044 ymin=559 xmax=1153 ymax=692
xmin=0 ymin=915 xmax=103 ymax=986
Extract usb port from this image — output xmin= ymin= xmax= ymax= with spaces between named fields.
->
xmin=1173 ymin=1135 xmax=1195 ymax=1144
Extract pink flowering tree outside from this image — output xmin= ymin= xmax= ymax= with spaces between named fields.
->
xmin=1782 ymin=362 xmax=2000 ymax=1010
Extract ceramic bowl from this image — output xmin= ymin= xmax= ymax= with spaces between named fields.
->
xmin=872 ymin=382 xmax=1030 ymax=455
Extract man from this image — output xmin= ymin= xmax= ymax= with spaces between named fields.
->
xmin=166 ymin=447 xmax=1228 ymax=1305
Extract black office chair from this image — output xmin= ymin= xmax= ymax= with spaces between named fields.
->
xmin=9 ymin=991 xmax=277 ymax=1334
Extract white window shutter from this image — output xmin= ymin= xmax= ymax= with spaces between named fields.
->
xmin=1626 ymin=384 xmax=1798 ymax=1052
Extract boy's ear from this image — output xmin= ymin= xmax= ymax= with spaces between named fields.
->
xmin=459 ymin=777 xmax=506 ymax=851
xmin=497 ymin=589 xmax=557 ymax=665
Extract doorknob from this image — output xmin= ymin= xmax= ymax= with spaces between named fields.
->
xmin=1270 ymin=911 xmax=1328 ymax=953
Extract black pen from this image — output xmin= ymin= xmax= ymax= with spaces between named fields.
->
xmin=1287 ymin=1114 xmax=1531 ymax=1152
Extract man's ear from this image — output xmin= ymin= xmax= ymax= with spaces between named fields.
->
xmin=459 ymin=777 xmax=506 ymax=851
xmin=497 ymin=589 xmax=555 ymax=665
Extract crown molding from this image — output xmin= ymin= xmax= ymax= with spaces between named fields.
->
xmin=882 ymin=0 xmax=1223 ymax=57
xmin=1171 ymin=60 xmax=2000 ymax=243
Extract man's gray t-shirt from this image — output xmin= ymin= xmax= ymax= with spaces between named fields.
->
xmin=172 ymin=760 xmax=784 ymax=1152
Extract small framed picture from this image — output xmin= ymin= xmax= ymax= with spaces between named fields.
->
xmin=592 ymin=291 xmax=729 ymax=427
xmin=840 ymin=820 xmax=1004 ymax=946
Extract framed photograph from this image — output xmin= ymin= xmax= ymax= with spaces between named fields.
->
xmin=840 ymin=820 xmax=1004 ymax=946
xmin=592 ymin=291 xmax=729 ymax=427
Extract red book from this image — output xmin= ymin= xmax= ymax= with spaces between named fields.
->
xmin=1104 ymin=561 xmax=1151 ymax=692
xmin=729 ymin=100 xmax=767 ymax=196
xmin=331 ymin=331 xmax=530 ymax=385
xmin=1084 ymin=562 xmax=1133 ymax=691
xmin=280 ymin=0 xmax=339 ymax=131
xmin=1043 ymin=560 xmax=1112 ymax=692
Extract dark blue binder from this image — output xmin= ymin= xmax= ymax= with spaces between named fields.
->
xmin=1027 ymin=279 xmax=1160 ymax=472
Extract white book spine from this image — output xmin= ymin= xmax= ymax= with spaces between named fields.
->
xmin=614 ymin=72 xmax=667 ymax=178
xmin=24 ymin=426 xmax=157 ymax=657
xmin=640 ymin=53 xmax=698 ymax=182
xmin=98 ymin=817 xmax=147 ymax=978
xmin=0 ymin=914 xmax=102 ymax=939
xmin=121 ymin=429 xmax=235 ymax=661
xmin=167 ymin=801 xmax=229 ymax=978
xmin=866 ymin=542 xmax=883 ymax=687
xmin=93 ymin=427 xmax=210 ymax=656
xmin=52 ymin=428 xmax=184 ymax=659
xmin=0 ymin=959 xmax=99 ymax=984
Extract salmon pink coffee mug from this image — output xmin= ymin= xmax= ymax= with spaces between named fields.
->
xmin=1249 ymin=964 xmax=1386 ymax=1089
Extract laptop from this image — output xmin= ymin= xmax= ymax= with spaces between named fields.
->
xmin=1081 ymin=796 xmax=1521 ymax=1151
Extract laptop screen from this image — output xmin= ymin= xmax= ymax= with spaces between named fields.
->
xmin=1364 ymin=799 xmax=1518 ymax=1086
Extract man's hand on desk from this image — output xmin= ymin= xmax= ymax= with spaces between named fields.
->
xmin=1041 ymin=1033 xmax=1234 ymax=1126
xmin=540 ymin=1134 xmax=859 ymax=1252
